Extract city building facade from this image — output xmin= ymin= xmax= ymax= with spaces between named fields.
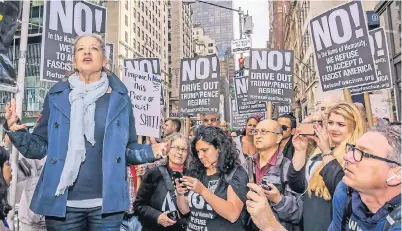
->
xmin=1 ymin=1 xmax=54 ymax=139
xmin=268 ymin=0 xmax=289 ymax=49
xmin=375 ymin=0 xmax=401 ymax=120
xmin=168 ymin=0 xmax=193 ymax=116
xmin=104 ymin=0 xmax=170 ymax=117
xmin=192 ymin=1 xmax=234 ymax=58
xmin=193 ymin=24 xmax=218 ymax=56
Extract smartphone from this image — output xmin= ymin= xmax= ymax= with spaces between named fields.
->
xmin=246 ymin=156 xmax=255 ymax=183
xmin=298 ymin=123 xmax=315 ymax=136
xmin=167 ymin=211 xmax=179 ymax=221
xmin=171 ymin=171 xmax=183 ymax=184
xmin=261 ymin=184 xmax=272 ymax=191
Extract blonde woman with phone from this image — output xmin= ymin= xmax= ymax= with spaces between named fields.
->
xmin=287 ymin=102 xmax=366 ymax=231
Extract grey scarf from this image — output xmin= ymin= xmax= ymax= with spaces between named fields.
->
xmin=55 ymin=72 xmax=109 ymax=196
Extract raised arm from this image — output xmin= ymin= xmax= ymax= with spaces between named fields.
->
xmin=125 ymin=100 xmax=156 ymax=164
xmin=4 ymin=97 xmax=49 ymax=159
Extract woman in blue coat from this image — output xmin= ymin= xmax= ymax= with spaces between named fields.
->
xmin=3 ymin=34 xmax=167 ymax=230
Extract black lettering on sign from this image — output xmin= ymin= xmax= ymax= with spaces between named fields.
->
xmin=139 ymin=114 xmax=159 ymax=129
xmin=125 ymin=59 xmax=161 ymax=76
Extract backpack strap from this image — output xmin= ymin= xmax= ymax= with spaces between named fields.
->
xmin=383 ymin=204 xmax=401 ymax=231
xmin=157 ymin=165 xmax=177 ymax=202
xmin=224 ymin=166 xmax=238 ymax=183
xmin=341 ymin=187 xmax=354 ymax=231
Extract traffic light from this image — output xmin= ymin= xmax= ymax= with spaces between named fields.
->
xmin=238 ymin=57 xmax=245 ymax=70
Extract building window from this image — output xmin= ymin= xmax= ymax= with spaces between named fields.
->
xmin=168 ymin=44 xmax=171 ymax=52
xmin=125 ymin=0 xmax=128 ymax=10
xmin=125 ymin=15 xmax=128 ymax=26
xmin=145 ymin=7 xmax=148 ymax=16
xmin=168 ymin=55 xmax=171 ymax=64
xmin=125 ymin=48 xmax=128 ymax=57
xmin=137 ymin=27 xmax=140 ymax=36
xmin=141 ymin=16 xmax=144 ymax=26
xmin=142 ymin=30 xmax=144 ymax=40
xmin=125 ymin=31 xmax=128 ymax=43
xmin=137 ymin=42 xmax=140 ymax=52
xmin=141 ymin=2 xmax=144 ymax=12
xmin=133 ymin=39 xmax=136 ymax=49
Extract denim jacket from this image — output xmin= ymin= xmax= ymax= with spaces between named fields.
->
xmin=4 ymin=74 xmax=155 ymax=217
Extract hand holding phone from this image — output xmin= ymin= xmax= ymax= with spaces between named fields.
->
xmin=167 ymin=211 xmax=179 ymax=221
xmin=171 ymin=171 xmax=183 ymax=184
xmin=298 ymin=123 xmax=315 ymax=136
xmin=246 ymin=156 xmax=255 ymax=183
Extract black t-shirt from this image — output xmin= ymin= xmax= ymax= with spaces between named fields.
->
xmin=186 ymin=166 xmax=248 ymax=231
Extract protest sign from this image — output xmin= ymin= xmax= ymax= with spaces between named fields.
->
xmin=123 ymin=58 xmax=162 ymax=138
xmin=310 ymin=0 xmax=377 ymax=92
xmin=248 ymin=48 xmax=294 ymax=103
xmin=40 ymin=0 xmax=107 ymax=81
xmin=105 ymin=43 xmax=114 ymax=72
xmin=275 ymin=104 xmax=292 ymax=116
xmin=179 ymin=55 xmax=220 ymax=115
xmin=370 ymin=92 xmax=392 ymax=119
xmin=234 ymin=76 xmax=266 ymax=114
xmin=231 ymin=99 xmax=265 ymax=130
xmin=350 ymin=27 xmax=393 ymax=94
xmin=231 ymin=38 xmax=252 ymax=54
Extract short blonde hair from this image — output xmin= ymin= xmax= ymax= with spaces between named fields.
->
xmin=73 ymin=34 xmax=106 ymax=56
xmin=68 ymin=34 xmax=111 ymax=76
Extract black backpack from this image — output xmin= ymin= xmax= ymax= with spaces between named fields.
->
xmin=342 ymin=187 xmax=401 ymax=231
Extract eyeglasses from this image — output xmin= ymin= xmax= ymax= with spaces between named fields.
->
xmin=171 ymin=146 xmax=188 ymax=153
xmin=251 ymin=129 xmax=280 ymax=136
xmin=281 ymin=125 xmax=290 ymax=131
xmin=346 ymin=143 xmax=401 ymax=166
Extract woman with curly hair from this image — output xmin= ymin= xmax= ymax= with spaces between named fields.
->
xmin=288 ymin=102 xmax=366 ymax=231
xmin=0 ymin=147 xmax=11 ymax=231
xmin=176 ymin=126 xmax=249 ymax=231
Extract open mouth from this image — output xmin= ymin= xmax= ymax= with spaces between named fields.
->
xmin=83 ymin=57 xmax=92 ymax=63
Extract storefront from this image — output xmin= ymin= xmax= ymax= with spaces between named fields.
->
xmin=375 ymin=0 xmax=401 ymax=120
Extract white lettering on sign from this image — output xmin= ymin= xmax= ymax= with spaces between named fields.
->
xmin=235 ymin=77 xmax=248 ymax=94
xmin=311 ymin=2 xmax=364 ymax=51
xmin=182 ymin=56 xmax=219 ymax=81
xmin=49 ymin=1 xmax=104 ymax=35
xmin=251 ymin=50 xmax=292 ymax=72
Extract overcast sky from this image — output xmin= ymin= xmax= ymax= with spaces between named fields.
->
xmin=233 ymin=0 xmax=269 ymax=48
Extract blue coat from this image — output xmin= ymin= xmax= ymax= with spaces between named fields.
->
xmin=5 ymin=74 xmax=156 ymax=217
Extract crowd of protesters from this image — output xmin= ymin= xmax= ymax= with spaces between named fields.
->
xmin=0 ymin=34 xmax=400 ymax=231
